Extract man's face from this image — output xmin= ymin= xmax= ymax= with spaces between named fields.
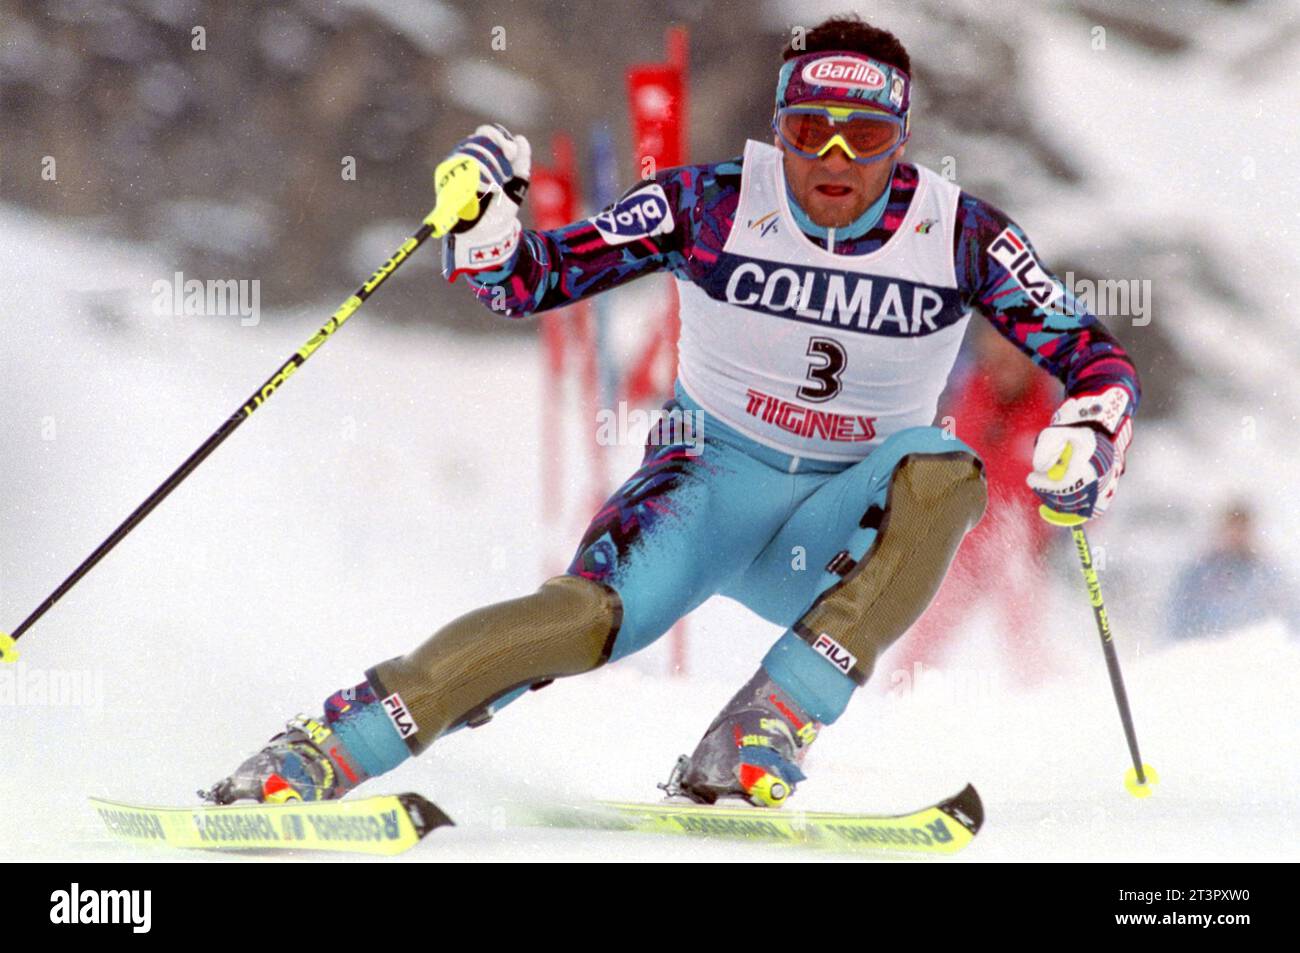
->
xmin=777 ymin=100 xmax=903 ymax=228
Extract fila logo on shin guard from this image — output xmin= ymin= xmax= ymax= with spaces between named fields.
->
xmin=813 ymin=633 xmax=857 ymax=675
xmin=381 ymin=692 xmax=419 ymax=739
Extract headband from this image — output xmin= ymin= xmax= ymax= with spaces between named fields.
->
xmin=776 ymin=50 xmax=911 ymax=118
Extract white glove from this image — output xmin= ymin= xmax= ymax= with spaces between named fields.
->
xmin=1027 ymin=386 xmax=1134 ymax=524
xmin=435 ymin=124 xmax=532 ymax=282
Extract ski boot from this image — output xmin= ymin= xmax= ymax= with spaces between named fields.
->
xmin=201 ymin=713 xmax=370 ymax=805
xmin=665 ymin=670 xmax=820 ymax=807
xmin=203 ymin=681 xmax=415 ymax=804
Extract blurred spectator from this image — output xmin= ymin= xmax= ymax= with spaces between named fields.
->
xmin=1166 ymin=503 xmax=1300 ymax=639
xmin=892 ymin=325 xmax=1061 ymax=687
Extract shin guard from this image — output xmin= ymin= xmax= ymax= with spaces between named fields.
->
xmin=366 ymin=575 xmax=622 ymax=754
xmin=793 ymin=453 xmax=987 ymax=686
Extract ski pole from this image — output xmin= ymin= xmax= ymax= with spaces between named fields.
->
xmin=1041 ymin=501 xmax=1156 ymax=798
xmin=0 ymin=157 xmax=482 ymax=663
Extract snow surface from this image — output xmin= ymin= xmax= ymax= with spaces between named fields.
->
xmin=1 ymin=197 xmax=1296 ymax=863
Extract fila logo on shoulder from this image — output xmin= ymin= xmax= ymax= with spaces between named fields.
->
xmin=813 ymin=633 xmax=857 ymax=675
xmin=382 ymin=692 xmax=419 ymax=739
xmin=987 ymin=227 xmax=1062 ymax=308
xmin=802 ymin=56 xmax=886 ymax=91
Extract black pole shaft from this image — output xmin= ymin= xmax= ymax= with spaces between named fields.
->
xmin=1071 ymin=525 xmax=1146 ymax=784
xmin=6 ymin=221 xmax=436 ymax=648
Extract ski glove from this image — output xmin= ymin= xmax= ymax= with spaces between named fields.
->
xmin=1027 ymin=386 xmax=1134 ymax=524
xmin=436 ymin=124 xmax=532 ymax=282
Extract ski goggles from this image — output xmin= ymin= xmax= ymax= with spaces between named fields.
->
xmin=772 ymin=104 xmax=908 ymax=163
xmin=773 ymin=50 xmax=911 ymax=163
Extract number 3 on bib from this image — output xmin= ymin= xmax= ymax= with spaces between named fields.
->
xmin=798 ymin=336 xmax=847 ymax=403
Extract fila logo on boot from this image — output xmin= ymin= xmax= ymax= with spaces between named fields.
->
xmin=813 ymin=632 xmax=857 ymax=674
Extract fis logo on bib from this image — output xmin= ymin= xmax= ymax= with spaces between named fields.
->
xmin=988 ymin=228 xmax=1062 ymax=308
xmin=747 ymin=209 xmax=780 ymax=238
xmin=813 ymin=633 xmax=857 ymax=675
xmin=591 ymin=184 xmax=674 ymax=245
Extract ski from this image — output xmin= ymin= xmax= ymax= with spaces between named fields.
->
xmin=89 ymin=793 xmax=452 ymax=857
xmin=88 ymin=785 xmax=982 ymax=856
xmin=506 ymin=783 xmax=984 ymax=855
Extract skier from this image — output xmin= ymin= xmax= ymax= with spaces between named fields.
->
xmin=207 ymin=15 xmax=1139 ymax=809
